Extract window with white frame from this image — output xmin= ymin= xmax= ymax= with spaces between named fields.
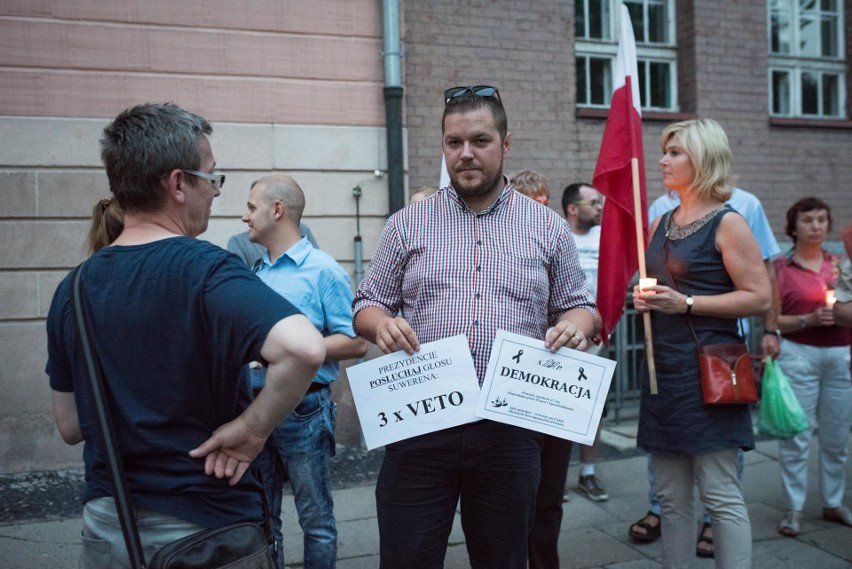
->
xmin=575 ymin=0 xmax=678 ymax=111
xmin=768 ymin=0 xmax=846 ymax=118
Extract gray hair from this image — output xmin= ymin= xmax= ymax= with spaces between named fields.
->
xmin=100 ymin=103 xmax=212 ymax=213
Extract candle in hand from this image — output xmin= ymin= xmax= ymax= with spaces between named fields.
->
xmin=639 ymin=278 xmax=657 ymax=295
xmin=826 ymin=290 xmax=836 ymax=306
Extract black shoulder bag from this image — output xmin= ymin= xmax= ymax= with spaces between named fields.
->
xmin=70 ymin=264 xmax=276 ymax=569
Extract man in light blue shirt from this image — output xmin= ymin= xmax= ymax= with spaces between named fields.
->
xmin=226 ymin=223 xmax=318 ymax=268
xmin=242 ymin=175 xmax=367 ymax=569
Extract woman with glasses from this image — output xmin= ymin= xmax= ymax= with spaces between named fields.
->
xmin=633 ymin=118 xmax=770 ymax=568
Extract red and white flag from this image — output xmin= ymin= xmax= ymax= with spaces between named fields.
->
xmin=592 ymin=5 xmax=648 ymax=342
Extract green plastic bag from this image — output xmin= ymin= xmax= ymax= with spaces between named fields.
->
xmin=757 ymin=357 xmax=810 ymax=439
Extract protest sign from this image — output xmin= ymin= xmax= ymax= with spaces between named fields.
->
xmin=346 ymin=334 xmax=480 ymax=449
xmin=476 ymin=329 xmax=615 ymax=445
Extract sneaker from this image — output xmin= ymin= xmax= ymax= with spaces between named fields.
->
xmin=577 ymin=474 xmax=609 ymax=502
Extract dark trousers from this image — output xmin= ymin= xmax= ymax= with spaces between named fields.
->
xmin=375 ymin=420 xmax=543 ymax=569
xmin=528 ymin=435 xmax=573 ymax=569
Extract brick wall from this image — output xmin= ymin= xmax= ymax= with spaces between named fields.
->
xmin=402 ymin=0 xmax=852 ymax=239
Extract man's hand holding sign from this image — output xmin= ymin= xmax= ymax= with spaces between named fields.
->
xmin=346 ymin=334 xmax=480 ymax=449
xmin=475 ymin=330 xmax=615 ymax=445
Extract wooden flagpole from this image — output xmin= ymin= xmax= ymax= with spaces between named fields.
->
xmin=631 ymin=158 xmax=657 ymax=394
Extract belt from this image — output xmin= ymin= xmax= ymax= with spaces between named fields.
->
xmin=252 ymin=382 xmax=329 ymax=398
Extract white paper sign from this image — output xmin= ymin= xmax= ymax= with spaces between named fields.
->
xmin=346 ymin=334 xmax=481 ymax=449
xmin=475 ymin=330 xmax=616 ymax=445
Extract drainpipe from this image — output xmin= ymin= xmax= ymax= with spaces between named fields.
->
xmin=382 ymin=0 xmax=405 ymax=215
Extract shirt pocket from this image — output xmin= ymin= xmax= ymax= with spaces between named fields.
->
xmin=495 ymin=254 xmax=548 ymax=303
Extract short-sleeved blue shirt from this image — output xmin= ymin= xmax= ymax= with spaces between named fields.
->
xmin=254 ymin=237 xmax=356 ymax=387
xmin=46 ymin=237 xmax=301 ymax=529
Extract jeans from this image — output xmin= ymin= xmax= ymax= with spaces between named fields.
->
xmin=528 ymin=435 xmax=573 ymax=569
xmin=776 ymin=340 xmax=852 ymax=511
xmin=375 ymin=420 xmax=543 ymax=569
xmin=80 ymin=496 xmax=205 ymax=569
xmin=258 ymin=386 xmax=338 ymax=569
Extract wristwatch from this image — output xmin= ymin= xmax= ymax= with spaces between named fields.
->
xmin=798 ymin=316 xmax=807 ymax=329
xmin=685 ymin=294 xmax=694 ymax=315
xmin=763 ymin=329 xmax=782 ymax=339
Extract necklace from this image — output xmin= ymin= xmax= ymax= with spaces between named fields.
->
xmin=665 ymin=205 xmax=726 ymax=240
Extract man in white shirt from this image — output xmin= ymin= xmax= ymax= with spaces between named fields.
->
xmin=561 ymin=182 xmax=608 ymax=503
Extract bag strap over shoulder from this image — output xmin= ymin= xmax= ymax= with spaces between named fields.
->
xmin=72 ymin=263 xmax=275 ymax=567
xmin=71 ymin=263 xmax=149 ymax=569
xmin=661 ymin=221 xmax=746 ymax=349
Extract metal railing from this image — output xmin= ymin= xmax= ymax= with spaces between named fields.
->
xmin=601 ymin=294 xmax=644 ymax=423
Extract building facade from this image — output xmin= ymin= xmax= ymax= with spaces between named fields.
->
xmin=1 ymin=0 xmax=850 ymax=473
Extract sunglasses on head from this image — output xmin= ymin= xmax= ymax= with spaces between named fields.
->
xmin=444 ymin=85 xmax=503 ymax=107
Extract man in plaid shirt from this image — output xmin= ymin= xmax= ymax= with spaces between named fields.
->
xmin=353 ymin=86 xmax=596 ymax=569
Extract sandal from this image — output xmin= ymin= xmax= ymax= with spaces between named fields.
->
xmin=822 ymin=506 xmax=852 ymax=527
xmin=696 ymin=522 xmax=714 ymax=558
xmin=629 ymin=511 xmax=661 ymax=543
xmin=778 ymin=510 xmax=801 ymax=537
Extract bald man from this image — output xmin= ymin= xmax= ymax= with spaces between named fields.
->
xmin=242 ymin=175 xmax=367 ymax=569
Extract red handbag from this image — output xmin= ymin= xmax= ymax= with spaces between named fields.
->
xmin=697 ymin=343 xmax=759 ymax=405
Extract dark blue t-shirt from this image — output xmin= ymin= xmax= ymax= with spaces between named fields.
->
xmin=46 ymin=237 xmax=302 ymax=528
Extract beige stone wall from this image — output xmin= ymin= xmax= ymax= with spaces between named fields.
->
xmin=0 ymin=116 xmax=394 ymax=473
xmin=0 ymin=0 xmax=396 ymax=473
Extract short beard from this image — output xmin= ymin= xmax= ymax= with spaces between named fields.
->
xmin=576 ymin=216 xmax=600 ymax=233
xmin=451 ymin=168 xmax=504 ymax=201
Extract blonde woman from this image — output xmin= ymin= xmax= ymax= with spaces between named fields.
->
xmin=634 ymin=119 xmax=770 ymax=568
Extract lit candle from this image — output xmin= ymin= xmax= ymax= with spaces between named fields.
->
xmin=639 ymin=277 xmax=657 ymax=295
xmin=826 ymin=290 xmax=836 ymax=306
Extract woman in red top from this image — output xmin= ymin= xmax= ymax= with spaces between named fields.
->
xmin=773 ymin=197 xmax=852 ymax=537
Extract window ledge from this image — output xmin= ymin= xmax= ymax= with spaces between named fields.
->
xmin=576 ymin=108 xmax=697 ymax=122
xmin=769 ymin=117 xmax=852 ymax=129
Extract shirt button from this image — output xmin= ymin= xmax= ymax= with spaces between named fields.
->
xmin=477 ymin=240 xmax=482 ymax=245
xmin=473 ymin=321 xmax=479 ymax=326
xmin=475 ymin=293 xmax=481 ymax=299
xmin=476 ymin=266 xmax=481 ymax=272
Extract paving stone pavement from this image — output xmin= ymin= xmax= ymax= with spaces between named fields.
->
xmin=1 ymin=418 xmax=850 ymax=568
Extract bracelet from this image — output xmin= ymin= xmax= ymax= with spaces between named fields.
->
xmin=763 ymin=329 xmax=781 ymax=339
xmin=798 ymin=316 xmax=807 ymax=329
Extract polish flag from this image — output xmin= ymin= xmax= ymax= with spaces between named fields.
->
xmin=592 ymin=4 xmax=648 ymax=342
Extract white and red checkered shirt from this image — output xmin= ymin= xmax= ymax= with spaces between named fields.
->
xmin=353 ymin=182 xmax=595 ymax=384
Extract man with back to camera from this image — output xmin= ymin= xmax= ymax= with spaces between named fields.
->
xmin=46 ymin=102 xmax=325 ymax=568
xmin=352 ymin=86 xmax=596 ymax=569
xmin=242 ymin=174 xmax=368 ymax=568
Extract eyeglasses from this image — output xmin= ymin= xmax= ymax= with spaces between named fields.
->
xmin=182 ymin=170 xmax=226 ymax=189
xmin=573 ymin=199 xmax=604 ymax=207
xmin=444 ymin=85 xmax=503 ymax=107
